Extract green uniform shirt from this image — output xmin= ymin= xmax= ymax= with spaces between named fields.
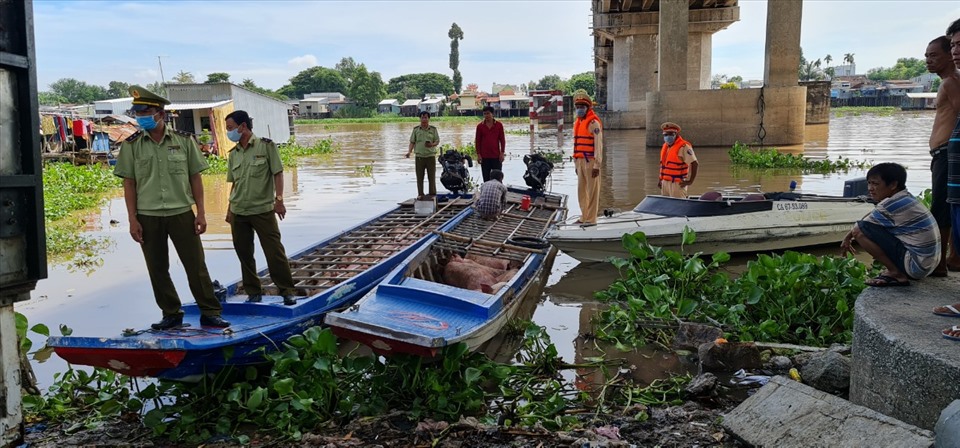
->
xmin=113 ymin=127 xmax=208 ymax=217
xmin=226 ymin=133 xmax=283 ymax=216
xmin=410 ymin=125 xmax=440 ymax=157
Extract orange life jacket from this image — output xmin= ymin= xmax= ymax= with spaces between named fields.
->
xmin=573 ymin=110 xmax=601 ymax=159
xmin=659 ymin=136 xmax=691 ymax=183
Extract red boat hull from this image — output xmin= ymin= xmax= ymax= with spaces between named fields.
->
xmin=53 ymin=347 xmax=187 ymax=377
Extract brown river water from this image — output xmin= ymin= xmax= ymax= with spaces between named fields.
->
xmin=18 ymin=110 xmax=937 ymax=386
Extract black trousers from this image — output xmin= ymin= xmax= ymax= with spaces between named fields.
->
xmin=138 ymin=211 xmax=222 ymax=317
xmin=480 ymin=158 xmax=503 ymax=183
xmin=230 ymin=211 xmax=297 ymax=296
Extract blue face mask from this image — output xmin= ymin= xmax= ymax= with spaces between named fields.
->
xmin=664 ymin=135 xmax=677 ymax=145
xmin=227 ymin=128 xmax=242 ymax=142
xmin=136 ymin=113 xmax=159 ymax=131
xmin=575 ymin=108 xmax=587 ymax=118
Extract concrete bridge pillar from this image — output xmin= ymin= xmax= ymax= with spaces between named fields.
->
xmin=764 ymin=0 xmax=803 ymax=87
xmin=688 ymin=33 xmax=712 ymax=90
xmin=609 ymin=34 xmax=658 ymax=112
xmin=658 ymin=0 xmax=688 ymax=92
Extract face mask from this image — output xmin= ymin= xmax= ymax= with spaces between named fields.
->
xmin=664 ymin=135 xmax=677 ymax=145
xmin=575 ymin=108 xmax=587 ymax=118
xmin=136 ymin=113 xmax=159 ymax=131
xmin=227 ymin=127 xmax=242 ymax=142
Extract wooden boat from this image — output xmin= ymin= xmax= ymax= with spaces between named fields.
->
xmin=325 ymin=188 xmax=567 ymax=357
xmin=546 ymin=190 xmax=876 ymax=263
xmin=48 ymin=198 xmax=473 ymax=381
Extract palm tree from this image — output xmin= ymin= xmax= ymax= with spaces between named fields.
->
xmin=824 ymin=54 xmax=833 ymax=67
xmin=814 ymin=58 xmax=822 ymax=69
xmin=843 ymin=53 xmax=855 ymax=66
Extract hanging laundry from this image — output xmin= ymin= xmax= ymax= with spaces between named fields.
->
xmin=40 ymin=115 xmax=56 ymax=135
xmin=72 ymin=118 xmax=86 ymax=137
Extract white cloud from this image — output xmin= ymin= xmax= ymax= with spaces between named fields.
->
xmin=288 ymin=55 xmax=318 ymax=69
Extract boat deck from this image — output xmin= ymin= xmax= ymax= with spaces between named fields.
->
xmin=245 ymin=198 xmax=473 ymax=297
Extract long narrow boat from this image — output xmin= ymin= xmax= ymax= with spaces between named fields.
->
xmin=49 ymin=198 xmax=473 ymax=381
xmin=546 ymin=190 xmax=876 ymax=262
xmin=325 ymin=188 xmax=567 ymax=357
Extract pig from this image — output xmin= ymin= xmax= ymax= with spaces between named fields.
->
xmin=465 ymin=254 xmax=510 ymax=271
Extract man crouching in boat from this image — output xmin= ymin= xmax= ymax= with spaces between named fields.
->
xmin=475 ymin=169 xmax=507 ymax=221
xmin=841 ymin=162 xmax=941 ymax=287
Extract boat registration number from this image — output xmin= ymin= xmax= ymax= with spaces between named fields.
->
xmin=776 ymin=202 xmax=809 ymax=211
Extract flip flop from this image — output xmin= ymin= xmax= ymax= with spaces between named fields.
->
xmin=865 ymin=274 xmax=910 ymax=287
xmin=933 ymin=305 xmax=960 ymax=318
xmin=943 ymin=326 xmax=960 ymax=341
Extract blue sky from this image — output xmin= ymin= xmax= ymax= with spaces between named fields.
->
xmin=33 ymin=1 xmax=960 ymax=94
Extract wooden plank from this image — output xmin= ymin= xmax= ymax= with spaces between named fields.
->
xmin=641 ymin=0 xmax=655 ymax=11
xmin=436 ymin=231 xmax=544 ymax=254
xmin=290 ymin=267 xmax=368 ymax=274
xmin=621 ymin=0 xmax=635 ymax=11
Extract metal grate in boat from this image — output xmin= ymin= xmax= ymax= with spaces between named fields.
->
xmin=255 ymin=199 xmax=471 ymax=296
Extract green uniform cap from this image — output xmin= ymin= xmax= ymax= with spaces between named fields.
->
xmin=129 ymin=85 xmax=170 ymax=111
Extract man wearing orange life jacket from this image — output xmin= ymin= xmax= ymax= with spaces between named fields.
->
xmin=658 ymin=122 xmax=698 ymax=198
xmin=572 ymin=92 xmax=603 ymax=224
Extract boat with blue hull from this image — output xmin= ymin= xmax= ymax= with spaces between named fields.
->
xmin=326 ymin=189 xmax=567 ymax=357
xmin=49 ymin=198 xmax=473 ymax=381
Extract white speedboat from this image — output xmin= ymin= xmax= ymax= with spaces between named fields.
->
xmin=546 ymin=190 xmax=876 ymax=262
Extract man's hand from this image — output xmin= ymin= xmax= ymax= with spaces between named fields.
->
xmin=499 ymin=152 xmax=505 ymax=163
xmin=658 ymin=180 xmax=663 ymax=189
xmin=840 ymin=227 xmax=859 ymax=256
xmin=591 ymin=167 xmax=600 ymax=178
xmin=405 ymin=150 xmax=411 ymax=159
xmin=225 ymin=210 xmax=233 ymax=224
xmin=680 ymin=179 xmax=694 ymax=187
xmin=195 ymin=214 xmax=207 ymax=235
xmin=129 ymin=217 xmax=143 ymax=243
xmin=275 ymin=201 xmax=287 ymax=220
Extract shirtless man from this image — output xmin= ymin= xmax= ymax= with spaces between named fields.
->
xmin=926 ymin=34 xmax=960 ymax=275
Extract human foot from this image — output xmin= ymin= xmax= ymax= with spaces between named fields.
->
xmin=943 ymin=326 xmax=960 ymax=341
xmin=933 ymin=304 xmax=960 ymax=318
xmin=865 ymin=274 xmax=910 ymax=287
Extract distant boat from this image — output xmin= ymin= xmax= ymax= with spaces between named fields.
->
xmin=49 ymin=198 xmax=474 ymax=381
xmin=326 ymin=188 xmax=567 ymax=357
xmin=545 ymin=190 xmax=876 ymax=263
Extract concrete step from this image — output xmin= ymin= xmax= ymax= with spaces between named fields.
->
xmin=724 ymin=376 xmax=933 ymax=447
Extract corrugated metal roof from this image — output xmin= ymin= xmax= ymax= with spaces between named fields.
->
xmin=166 ymin=99 xmax=233 ymax=110
xmin=379 ymin=99 xmax=399 ymax=105
xmin=401 ymin=99 xmax=421 ymax=106
xmin=422 ymin=98 xmax=443 ymax=104
xmin=905 ymin=92 xmax=937 ymax=99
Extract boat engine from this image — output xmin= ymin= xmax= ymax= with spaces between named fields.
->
xmin=522 ymin=153 xmax=554 ymax=192
xmin=438 ymin=149 xmax=474 ymax=194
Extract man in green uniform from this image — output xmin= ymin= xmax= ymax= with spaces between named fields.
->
xmin=224 ymin=110 xmax=297 ymax=306
xmin=114 ymin=85 xmax=230 ymax=330
xmin=405 ymin=111 xmax=440 ymax=199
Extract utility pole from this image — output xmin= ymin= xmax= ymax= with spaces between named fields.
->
xmin=157 ymin=55 xmax=166 ymax=84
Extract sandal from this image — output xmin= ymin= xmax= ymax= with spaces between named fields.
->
xmin=865 ymin=274 xmax=910 ymax=287
xmin=943 ymin=326 xmax=960 ymax=341
xmin=933 ymin=304 xmax=960 ymax=318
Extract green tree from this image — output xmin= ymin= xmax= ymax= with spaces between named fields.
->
xmin=386 ymin=73 xmax=454 ymax=99
xmin=720 ymin=81 xmax=739 ymax=90
xmin=48 ymin=78 xmax=109 ymax=104
xmin=172 ymin=70 xmax=195 ymax=83
xmin=240 ymin=78 xmax=288 ymax=101
xmin=38 ymin=91 xmax=66 ymax=106
xmin=145 ymin=81 xmax=167 ymax=97
xmin=866 ymin=58 xmax=926 ymax=81
xmin=824 ymin=54 xmax=833 ymax=67
xmin=729 ymin=75 xmax=743 ymax=84
xmin=277 ymin=66 xmax=348 ymax=99
xmin=106 ymin=81 xmax=130 ymax=99
xmin=448 ymin=23 xmax=464 ymax=93
xmin=565 ymin=72 xmax=596 ymax=96
xmin=843 ymin=53 xmax=855 ymax=66
xmin=534 ymin=74 xmax=564 ymax=91
xmin=932 ymin=78 xmax=942 ymax=92
xmin=335 ymin=57 xmax=359 ymax=86
xmin=347 ymin=65 xmax=387 ymax=108
xmin=205 ymin=72 xmax=230 ymax=83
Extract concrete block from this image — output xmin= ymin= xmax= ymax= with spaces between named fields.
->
xmin=936 ymin=400 xmax=960 ymax=448
xmin=724 ymin=376 xmax=934 ymax=448
xmin=850 ymin=276 xmax=960 ymax=430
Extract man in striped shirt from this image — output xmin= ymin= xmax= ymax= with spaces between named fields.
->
xmin=841 ymin=163 xmax=940 ymax=287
